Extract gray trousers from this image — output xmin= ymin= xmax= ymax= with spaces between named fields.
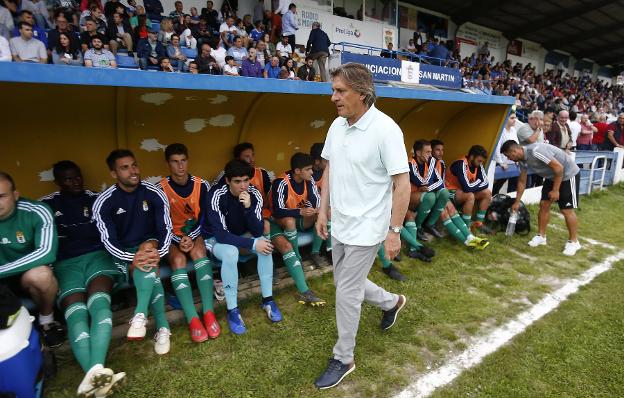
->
xmin=332 ymin=238 xmax=399 ymax=364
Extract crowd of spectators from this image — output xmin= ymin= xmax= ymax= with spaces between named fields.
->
xmin=0 ymin=0 xmax=332 ymax=80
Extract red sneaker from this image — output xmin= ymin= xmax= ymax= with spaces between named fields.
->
xmin=189 ymin=317 xmax=209 ymax=343
xmin=203 ymin=310 xmax=221 ymax=339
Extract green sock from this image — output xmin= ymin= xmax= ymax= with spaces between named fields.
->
xmin=416 ymin=192 xmax=436 ymax=227
xmin=65 ymin=302 xmax=91 ymax=372
xmin=283 ymin=250 xmax=309 ymax=293
xmin=452 ymin=214 xmax=472 ymax=238
xmin=443 ymin=218 xmax=467 ymax=243
xmin=400 ymin=227 xmax=422 ymax=250
xmin=377 ymin=246 xmax=392 ymax=268
xmin=284 ymin=229 xmax=301 ymax=261
xmin=193 ymin=257 xmax=214 ymax=314
xmin=311 ymin=227 xmax=323 ymax=254
xmin=171 ymin=269 xmax=198 ymax=323
xmin=150 ymin=277 xmax=169 ymax=330
xmin=404 ymin=220 xmax=417 ymax=242
xmin=132 ymin=268 xmax=156 ymax=316
xmin=326 ymin=221 xmax=332 ymax=250
xmin=87 ymin=292 xmax=112 ymax=368
xmin=427 ymin=189 xmax=449 ymax=226
xmin=476 ymin=210 xmax=486 ymax=223
xmin=461 ymin=214 xmax=472 ymax=228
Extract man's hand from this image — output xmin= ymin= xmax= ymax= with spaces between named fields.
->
xmin=418 ymin=186 xmax=428 ymax=192
xmin=132 ymin=241 xmax=160 ymax=272
xmin=239 ymin=191 xmax=251 ymax=208
xmin=383 ymin=232 xmax=401 ymax=260
xmin=511 ymin=200 xmax=521 ymax=212
xmin=179 ymin=235 xmax=193 ymax=253
xmin=501 ymin=163 xmax=509 ymax=171
xmin=300 ymin=207 xmax=317 ymax=217
xmin=149 ymin=56 xmax=158 ymax=64
xmin=548 ymin=190 xmax=560 ymax=202
xmin=316 ymin=211 xmax=328 ymax=240
xmin=255 ymin=238 xmax=274 ymax=255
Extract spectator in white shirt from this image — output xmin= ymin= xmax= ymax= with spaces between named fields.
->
xmin=493 ymin=111 xmax=519 ymax=194
xmin=567 ymin=110 xmax=582 ymax=149
xmin=223 ymin=55 xmax=239 ymax=76
xmin=275 ymin=34 xmax=291 ymax=63
xmin=0 ymin=35 xmax=11 ymax=61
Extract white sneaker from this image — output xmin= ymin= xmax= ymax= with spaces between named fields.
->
xmin=94 ymin=372 xmax=126 ymax=398
xmin=563 ymin=240 xmax=582 ymax=256
xmin=154 ymin=327 xmax=171 ymax=355
xmin=77 ymin=365 xmax=113 ymax=398
xmin=127 ymin=313 xmax=147 ymax=341
xmin=528 ymin=235 xmax=547 ymax=247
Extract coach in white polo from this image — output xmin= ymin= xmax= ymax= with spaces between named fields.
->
xmin=314 ymin=63 xmax=411 ymax=390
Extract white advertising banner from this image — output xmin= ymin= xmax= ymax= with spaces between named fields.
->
xmin=400 ymin=60 xmax=420 ymax=84
xmin=456 ymin=22 xmax=502 ymax=49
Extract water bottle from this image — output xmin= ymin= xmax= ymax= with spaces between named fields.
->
xmin=506 ymin=211 xmax=518 ymax=236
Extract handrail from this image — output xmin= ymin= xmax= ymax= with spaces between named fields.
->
xmin=330 ymin=42 xmax=461 ymax=68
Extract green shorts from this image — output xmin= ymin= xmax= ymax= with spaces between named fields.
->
xmin=448 ymin=189 xmax=459 ymax=208
xmin=268 ymin=217 xmax=309 ymax=239
xmin=54 ymin=250 xmax=123 ymax=301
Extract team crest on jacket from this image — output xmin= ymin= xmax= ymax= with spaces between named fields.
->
xmin=83 ymin=206 xmax=90 ymax=218
xmin=16 ymin=231 xmax=26 ymax=244
xmin=143 ymin=200 xmax=149 ymax=211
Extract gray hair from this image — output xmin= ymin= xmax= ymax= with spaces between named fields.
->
xmin=529 ymin=110 xmax=544 ymax=119
xmin=330 ymin=63 xmax=376 ymax=107
xmin=312 ymin=21 xmax=320 ymax=29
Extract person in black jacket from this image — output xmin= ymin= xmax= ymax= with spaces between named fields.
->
xmin=144 ymin=0 xmax=164 ymax=20
xmin=296 ymin=56 xmax=316 ymax=81
xmin=106 ymin=12 xmax=133 ymax=55
xmin=137 ymin=28 xmax=166 ymax=69
xmin=196 ymin=41 xmax=220 ymax=74
xmin=305 ymin=21 xmax=330 ymax=81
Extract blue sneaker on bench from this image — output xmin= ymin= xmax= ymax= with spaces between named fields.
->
xmin=226 ymin=308 xmax=246 ymax=335
xmin=260 ymin=300 xmax=283 ymax=323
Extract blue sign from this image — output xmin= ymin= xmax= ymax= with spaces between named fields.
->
xmin=339 ymin=52 xmax=462 ymax=89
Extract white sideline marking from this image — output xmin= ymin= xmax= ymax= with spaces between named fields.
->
xmin=396 ymin=246 xmax=624 ymax=398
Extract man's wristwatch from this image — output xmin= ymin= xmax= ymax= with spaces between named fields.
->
xmin=389 ymin=225 xmax=402 ymax=234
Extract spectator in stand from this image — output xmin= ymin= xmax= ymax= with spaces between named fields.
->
xmin=144 ymin=0 xmax=164 ymax=21
xmin=22 ymin=0 xmax=50 ymax=29
xmin=80 ymin=4 xmax=107 ymax=33
xmin=84 ymin=36 xmax=116 ymax=68
xmin=281 ymin=3 xmax=297 ymax=49
xmin=567 ymin=110 xmax=581 ymax=149
xmin=223 ymin=55 xmax=239 ymax=76
xmin=278 ymin=66 xmax=289 ymax=79
xmin=79 ymin=0 xmax=101 ymax=12
xmin=47 ymin=12 xmax=79 ymax=55
xmin=178 ymin=18 xmax=196 ymax=48
xmin=12 ymin=10 xmax=47 ymax=48
xmin=305 ymin=21 xmax=330 ymax=82
xmin=219 ymin=16 xmax=237 ymax=49
xmin=191 ymin=17 xmax=212 ymax=49
xmin=0 ymin=5 xmax=14 ymax=40
xmin=166 ymin=33 xmax=187 ymax=71
xmin=137 ymin=27 xmax=165 ymax=70
xmin=593 ymin=113 xmax=610 ymax=150
xmin=250 ymin=20 xmax=263 ymax=43
xmin=264 ymin=55 xmax=279 ymax=78
xmin=189 ymin=6 xmax=199 ymax=24
xmin=188 ymin=60 xmax=198 ymax=73
xmin=242 ymin=14 xmax=253 ymax=34
xmin=276 ymin=33 xmax=291 ymax=63
xmin=283 ymin=57 xmax=296 ymax=79
xmin=241 ymin=46 xmax=263 ymax=77
xmin=226 ymin=35 xmax=247 ymax=66
xmin=220 ymin=2 xmax=235 ymax=21
xmin=517 ymin=110 xmax=545 ymax=145
xmin=0 ymin=35 xmax=11 ymax=61
xmin=493 ymin=112 xmax=519 ymax=194
xmin=158 ymin=17 xmax=175 ymax=46
xmin=200 ymin=0 xmax=219 ymax=32
xmin=195 ymin=40 xmax=219 ymax=74
xmin=428 ymin=40 xmax=452 ymax=65
xmin=51 ymin=32 xmax=83 ymax=65
xmin=103 ymin=0 xmax=124 ymax=20
xmin=210 ymin=37 xmax=226 ymax=68
xmin=604 ymin=113 xmax=624 ymax=150
xmin=134 ymin=14 xmax=149 ymax=45
xmin=406 ymin=38 xmax=416 ymax=52
xmin=576 ymin=114 xmax=596 ymax=151
xmin=168 ymin=0 xmax=184 ymax=29
xmin=234 ymin=17 xmax=250 ymax=47
xmin=297 ymin=55 xmax=315 ymax=81
xmin=53 ymin=0 xmax=80 ymax=25
xmin=548 ymin=110 xmax=573 ymax=151
xmin=380 ymin=42 xmax=396 ymax=59
xmin=9 ymin=21 xmax=46 ymax=62
xmin=255 ymin=39 xmax=269 ymax=67
xmin=263 ymin=33 xmax=275 ymax=56
xmin=106 ymin=12 xmax=133 ymax=55
xmin=159 ymin=56 xmax=174 ymax=71
xmin=81 ymin=18 xmax=107 ymax=52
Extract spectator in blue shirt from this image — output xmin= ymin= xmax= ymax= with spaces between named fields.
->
xmin=241 ymin=47 xmax=263 ymax=77
xmin=226 ymin=36 xmax=248 ymax=66
xmin=263 ymin=55 xmax=280 ymax=78
xmin=281 ymin=3 xmax=298 ymax=49
xmin=249 ymin=20 xmax=264 ymax=43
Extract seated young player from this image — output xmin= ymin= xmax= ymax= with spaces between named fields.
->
xmin=159 ymin=143 xmax=220 ymax=343
xmin=93 ymin=150 xmax=173 ymax=355
xmin=310 ymin=142 xmax=331 ymax=264
xmin=431 ymin=140 xmax=489 ymax=250
xmin=268 ymin=153 xmax=326 ymax=305
xmin=445 ymin=145 xmax=493 ymax=234
xmin=204 ymin=160 xmax=282 ymax=335
xmin=0 ymin=172 xmax=64 ymax=348
xmin=40 ymin=161 xmax=126 ymax=397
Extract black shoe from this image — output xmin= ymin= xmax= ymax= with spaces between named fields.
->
xmin=382 ymin=264 xmax=406 ymax=281
xmin=314 ymin=359 xmax=356 ymax=389
xmin=311 ymin=253 xmax=329 ymax=268
xmin=423 ymin=224 xmax=444 ymax=239
xmin=127 ymin=51 xmax=134 ymax=58
xmin=408 ymin=249 xmax=431 ymax=262
xmin=381 ymin=294 xmax=406 ymax=331
xmin=419 ymin=245 xmax=435 ymax=258
xmin=41 ymin=321 xmax=65 ymax=348
xmin=416 ymin=228 xmax=429 ymax=242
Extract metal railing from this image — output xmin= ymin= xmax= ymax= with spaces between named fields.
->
xmin=331 ymin=42 xmax=460 ymax=68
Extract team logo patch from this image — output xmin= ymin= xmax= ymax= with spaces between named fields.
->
xmin=54 ymin=211 xmax=63 ymax=217
xmin=15 ymin=231 xmax=26 ymax=244
xmin=0 ymin=237 xmax=11 ymax=244
xmin=75 ymin=332 xmax=90 ymax=342
xmin=83 ymin=206 xmax=90 ymax=218
xmin=116 ymin=208 xmax=126 ymax=215
xmin=143 ymin=200 xmax=149 ymax=211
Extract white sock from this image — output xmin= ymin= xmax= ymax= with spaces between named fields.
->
xmin=38 ymin=312 xmax=54 ymax=326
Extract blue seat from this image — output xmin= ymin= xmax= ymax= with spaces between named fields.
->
xmin=151 ymin=22 xmax=160 ymax=32
xmin=116 ymin=55 xmax=138 ymax=69
xmin=181 ymin=47 xmax=197 ymax=59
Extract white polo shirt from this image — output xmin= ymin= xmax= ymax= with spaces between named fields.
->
xmin=321 ymin=105 xmax=408 ymax=246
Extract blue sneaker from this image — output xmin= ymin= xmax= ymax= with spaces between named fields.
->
xmin=314 ymin=358 xmax=356 ymax=389
xmin=226 ymin=308 xmax=246 ymax=335
xmin=260 ymin=300 xmax=283 ymax=323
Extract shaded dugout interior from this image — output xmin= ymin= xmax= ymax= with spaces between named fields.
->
xmin=0 ymin=63 xmax=514 ymax=198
